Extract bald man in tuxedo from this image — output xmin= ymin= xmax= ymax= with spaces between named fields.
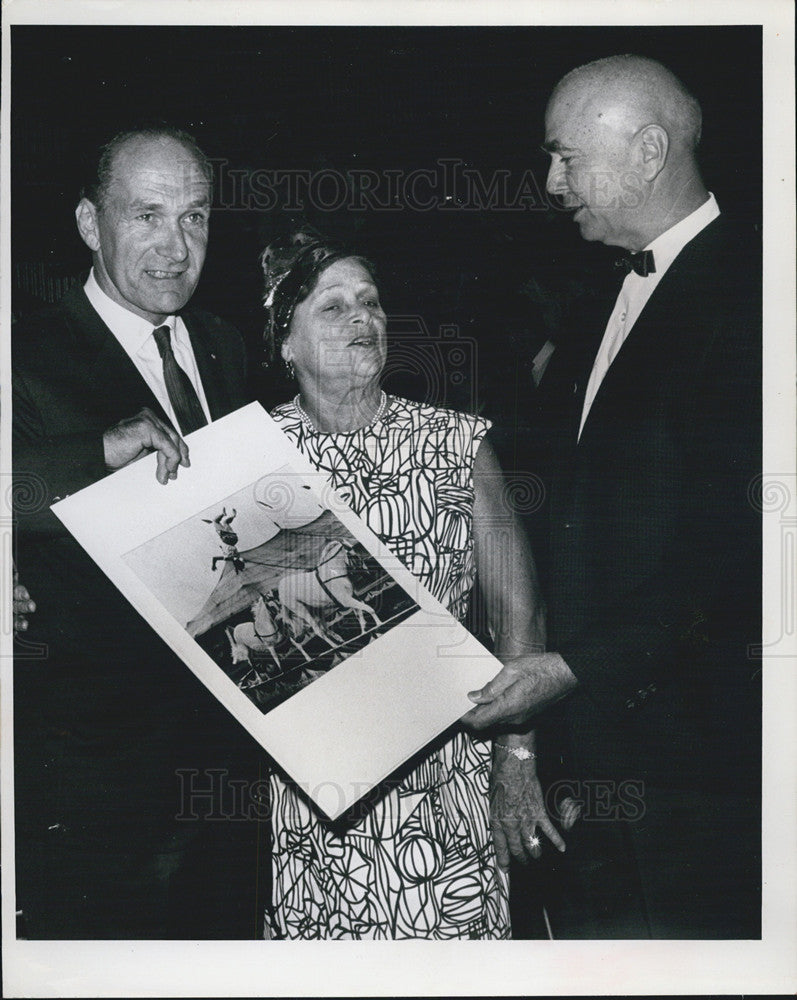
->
xmin=466 ymin=56 xmax=760 ymax=938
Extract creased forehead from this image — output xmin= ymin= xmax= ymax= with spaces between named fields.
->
xmin=108 ymin=135 xmax=211 ymax=190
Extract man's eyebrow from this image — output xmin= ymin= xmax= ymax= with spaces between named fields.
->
xmin=128 ymin=198 xmax=210 ymax=211
xmin=129 ymin=200 xmax=163 ymax=210
xmin=540 ymin=140 xmax=574 ymax=154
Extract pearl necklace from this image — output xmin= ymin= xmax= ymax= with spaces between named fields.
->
xmin=293 ymin=390 xmax=389 ymax=434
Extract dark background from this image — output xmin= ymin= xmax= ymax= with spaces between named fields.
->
xmin=11 ymin=24 xmax=761 ymax=443
xmin=9 ymin=23 xmax=763 ymax=942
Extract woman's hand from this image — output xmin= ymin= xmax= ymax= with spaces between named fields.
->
xmin=489 ymin=742 xmax=566 ymax=869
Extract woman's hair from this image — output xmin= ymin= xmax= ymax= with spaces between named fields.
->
xmin=260 ymin=227 xmax=376 ymax=367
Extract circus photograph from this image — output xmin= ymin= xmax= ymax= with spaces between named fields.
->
xmin=122 ymin=466 xmax=421 ymax=715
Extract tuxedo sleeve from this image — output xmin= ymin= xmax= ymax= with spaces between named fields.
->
xmin=558 ymin=266 xmax=761 ymax=719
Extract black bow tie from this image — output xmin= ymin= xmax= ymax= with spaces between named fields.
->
xmin=614 ymin=249 xmax=656 ymax=277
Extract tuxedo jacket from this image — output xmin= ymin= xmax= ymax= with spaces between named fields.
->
xmin=535 ymin=216 xmax=762 ymax=790
xmin=13 ymin=285 xmax=252 ymax=727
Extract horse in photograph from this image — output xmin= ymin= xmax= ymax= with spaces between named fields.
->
xmin=277 ymin=539 xmax=380 ymax=647
xmin=226 ymin=591 xmax=316 ymax=671
xmin=226 ymin=594 xmax=284 ymax=674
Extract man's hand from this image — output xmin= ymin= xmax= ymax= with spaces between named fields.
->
xmin=13 ymin=569 xmax=36 ymax=634
xmin=103 ymin=407 xmax=190 ymax=485
xmin=490 ymin=748 xmax=566 ymax=869
xmin=558 ymin=796 xmax=583 ymax=831
xmin=463 ymin=652 xmax=578 ymax=729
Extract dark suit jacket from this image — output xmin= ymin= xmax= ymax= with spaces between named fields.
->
xmin=535 ymin=216 xmax=761 ymax=791
xmin=14 ymin=285 xmax=248 ymax=526
xmin=13 ymin=287 xmax=268 ymax=938
xmin=13 ymin=283 xmax=252 ymax=748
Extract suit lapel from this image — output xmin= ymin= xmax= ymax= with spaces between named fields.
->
xmin=576 ymin=219 xmax=724 ymax=446
xmin=62 ymin=286 xmax=174 ymax=429
xmin=556 ymin=297 xmax=609 ymax=449
xmin=182 ymin=311 xmax=228 ymax=421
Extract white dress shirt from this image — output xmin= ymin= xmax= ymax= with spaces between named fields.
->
xmin=578 ymin=193 xmax=721 ymax=440
xmin=84 ymin=269 xmax=211 ymax=431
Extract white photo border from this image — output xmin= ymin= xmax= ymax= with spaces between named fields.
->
xmin=1 ymin=1 xmax=794 ymax=996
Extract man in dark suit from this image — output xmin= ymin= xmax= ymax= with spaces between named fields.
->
xmin=465 ymin=55 xmax=761 ymax=937
xmin=13 ymin=128 xmax=265 ymax=938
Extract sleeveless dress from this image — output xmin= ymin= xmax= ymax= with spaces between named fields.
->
xmin=267 ymin=395 xmax=510 ymax=940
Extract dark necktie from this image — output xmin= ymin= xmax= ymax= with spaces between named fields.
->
xmin=614 ymin=248 xmax=656 ymax=277
xmin=152 ymin=325 xmax=208 ymax=435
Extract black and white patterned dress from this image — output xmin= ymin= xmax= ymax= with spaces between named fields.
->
xmin=267 ymin=395 xmax=510 ymax=939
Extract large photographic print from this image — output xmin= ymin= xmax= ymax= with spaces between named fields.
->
xmin=48 ymin=404 xmax=499 ymax=823
xmin=123 ymin=469 xmax=420 ymax=715
xmin=2 ymin=3 xmax=793 ymax=996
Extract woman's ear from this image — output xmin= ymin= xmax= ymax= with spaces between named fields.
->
xmin=280 ymin=338 xmax=293 ymax=363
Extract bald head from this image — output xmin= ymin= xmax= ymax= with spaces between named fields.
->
xmin=554 ymin=55 xmax=702 ymax=155
xmin=543 ymin=54 xmax=708 ymax=250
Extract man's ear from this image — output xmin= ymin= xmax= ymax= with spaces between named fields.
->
xmin=75 ymin=198 xmax=101 ymax=252
xmin=637 ymin=124 xmax=669 ymax=181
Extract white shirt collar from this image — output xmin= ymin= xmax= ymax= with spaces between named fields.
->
xmin=84 ymin=269 xmax=176 ymax=353
xmin=644 ymin=192 xmax=720 ymax=274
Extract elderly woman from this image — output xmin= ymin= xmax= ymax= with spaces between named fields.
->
xmin=260 ymin=229 xmax=563 ymax=940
